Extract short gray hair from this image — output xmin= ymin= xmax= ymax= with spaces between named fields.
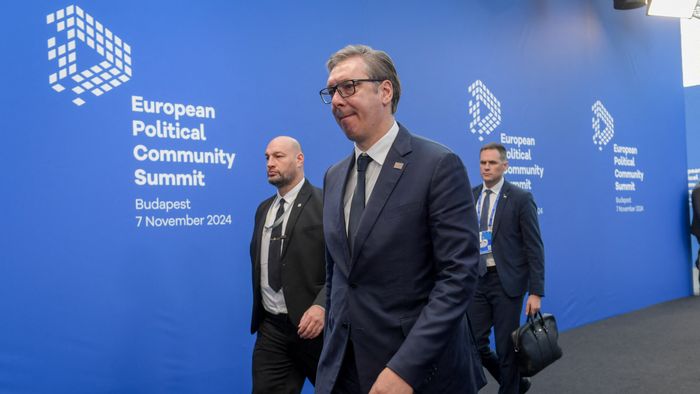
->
xmin=326 ymin=44 xmax=401 ymax=114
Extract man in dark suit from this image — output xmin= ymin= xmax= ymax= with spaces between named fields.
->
xmin=249 ymin=136 xmax=325 ymax=393
xmin=691 ymin=183 xmax=700 ymax=284
xmin=468 ymin=142 xmax=545 ymax=394
xmin=315 ymin=44 xmax=485 ymax=394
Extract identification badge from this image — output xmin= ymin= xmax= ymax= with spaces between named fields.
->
xmin=479 ymin=231 xmax=492 ymax=255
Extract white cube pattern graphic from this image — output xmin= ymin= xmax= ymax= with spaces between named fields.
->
xmin=592 ymin=100 xmax=614 ymax=151
xmin=46 ymin=5 xmax=132 ymax=106
xmin=468 ymin=80 xmax=502 ymax=142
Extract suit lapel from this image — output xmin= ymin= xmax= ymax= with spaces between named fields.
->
xmin=253 ymin=197 xmax=275 ymax=278
xmin=473 ymin=185 xmax=483 ymax=205
xmin=492 ymin=181 xmax=511 ymax=238
xmin=351 ymin=127 xmax=412 ymax=268
xmin=473 ymin=185 xmax=483 ymax=229
xmin=337 ymin=153 xmax=355 ymax=264
xmin=281 ymin=180 xmax=311 ymax=259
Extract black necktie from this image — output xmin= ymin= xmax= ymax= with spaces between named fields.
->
xmin=480 ymin=189 xmax=492 ymax=231
xmin=268 ymin=198 xmax=285 ymax=292
xmin=348 ymin=153 xmax=372 ymax=250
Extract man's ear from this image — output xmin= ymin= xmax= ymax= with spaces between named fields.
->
xmin=380 ymin=80 xmax=393 ymax=107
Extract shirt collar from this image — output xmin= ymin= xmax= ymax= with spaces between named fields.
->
xmin=483 ymin=177 xmax=505 ymax=195
xmin=276 ymin=177 xmax=305 ymax=205
xmin=353 ymin=121 xmax=399 ymax=166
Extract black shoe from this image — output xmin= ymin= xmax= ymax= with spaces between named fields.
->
xmin=519 ymin=377 xmax=531 ymax=394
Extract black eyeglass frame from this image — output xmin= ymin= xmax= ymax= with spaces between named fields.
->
xmin=319 ymin=79 xmax=384 ymax=104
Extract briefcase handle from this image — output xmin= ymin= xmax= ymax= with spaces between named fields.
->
xmin=526 ymin=311 xmax=548 ymax=333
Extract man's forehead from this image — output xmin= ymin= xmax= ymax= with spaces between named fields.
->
xmin=480 ymin=149 xmax=503 ymax=160
xmin=328 ymin=57 xmax=367 ymax=83
xmin=265 ymin=143 xmax=288 ymax=155
xmin=267 ymin=141 xmax=298 ymax=155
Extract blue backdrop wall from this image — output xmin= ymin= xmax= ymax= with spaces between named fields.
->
xmin=0 ymin=0 xmax=692 ymax=392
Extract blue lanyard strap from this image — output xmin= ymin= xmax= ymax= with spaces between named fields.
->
xmin=476 ymin=189 xmax=499 ymax=230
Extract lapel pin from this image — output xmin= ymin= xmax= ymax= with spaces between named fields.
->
xmin=297 ymin=203 xmax=302 ymax=207
xmin=393 ymin=162 xmax=404 ymax=170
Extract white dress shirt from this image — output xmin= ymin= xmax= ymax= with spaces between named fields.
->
xmin=343 ymin=121 xmax=399 ymax=234
xmin=260 ymin=177 xmax=305 ymax=314
xmin=478 ymin=176 xmax=505 ymax=267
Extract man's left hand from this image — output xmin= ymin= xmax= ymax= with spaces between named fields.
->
xmin=297 ymin=305 xmax=324 ymax=339
xmin=525 ymin=294 xmax=542 ymax=316
xmin=368 ymin=368 xmax=413 ymax=394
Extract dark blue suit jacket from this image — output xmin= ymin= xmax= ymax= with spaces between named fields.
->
xmin=691 ymin=184 xmax=700 ymax=242
xmin=316 ymin=125 xmax=485 ymax=393
xmin=472 ymin=181 xmax=545 ymax=297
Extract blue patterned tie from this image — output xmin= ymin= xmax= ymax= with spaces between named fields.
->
xmin=480 ymin=189 xmax=492 ymax=231
xmin=479 ymin=189 xmax=492 ymax=275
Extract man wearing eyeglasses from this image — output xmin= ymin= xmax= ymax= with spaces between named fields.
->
xmin=315 ymin=45 xmax=485 ymax=394
xmin=250 ymin=136 xmax=326 ymax=393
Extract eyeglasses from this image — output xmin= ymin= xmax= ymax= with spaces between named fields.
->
xmin=319 ymin=79 xmax=383 ymax=104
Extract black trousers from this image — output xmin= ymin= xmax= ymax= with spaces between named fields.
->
xmin=468 ymin=270 xmax=524 ymax=394
xmin=252 ymin=312 xmax=323 ymax=394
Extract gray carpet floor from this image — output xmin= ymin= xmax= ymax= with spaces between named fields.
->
xmin=480 ymin=296 xmax=700 ymax=394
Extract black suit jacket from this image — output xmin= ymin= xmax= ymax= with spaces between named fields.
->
xmin=473 ymin=180 xmax=545 ymax=298
xmin=250 ymin=179 xmax=326 ymax=334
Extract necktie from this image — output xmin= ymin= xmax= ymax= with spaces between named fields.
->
xmin=348 ymin=153 xmax=372 ymax=250
xmin=479 ymin=189 xmax=492 ymax=275
xmin=267 ymin=198 xmax=285 ymax=292
xmin=480 ymin=189 xmax=492 ymax=231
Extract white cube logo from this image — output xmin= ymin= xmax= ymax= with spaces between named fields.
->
xmin=592 ymin=100 xmax=614 ymax=151
xmin=468 ymin=80 xmax=501 ymax=142
xmin=47 ymin=5 xmax=132 ymax=106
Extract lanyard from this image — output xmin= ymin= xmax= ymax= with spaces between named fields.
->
xmin=265 ymin=214 xmax=285 ymax=232
xmin=264 ymin=200 xmax=287 ymax=232
xmin=476 ymin=189 xmax=500 ymax=230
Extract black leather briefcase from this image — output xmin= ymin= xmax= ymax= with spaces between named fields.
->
xmin=511 ymin=312 xmax=563 ymax=377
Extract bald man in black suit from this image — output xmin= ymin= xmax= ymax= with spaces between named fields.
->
xmin=250 ymin=136 xmax=325 ymax=393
